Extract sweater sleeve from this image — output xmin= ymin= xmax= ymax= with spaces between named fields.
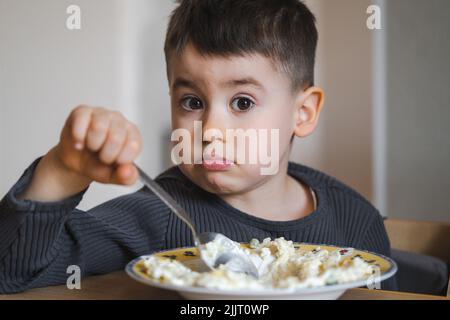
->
xmin=360 ymin=212 xmax=399 ymax=291
xmin=0 ymin=158 xmax=171 ymax=294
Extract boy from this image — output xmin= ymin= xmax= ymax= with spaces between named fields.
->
xmin=0 ymin=0 xmax=396 ymax=293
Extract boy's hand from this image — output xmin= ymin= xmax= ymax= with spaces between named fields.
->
xmin=18 ymin=105 xmax=142 ymax=202
xmin=56 ymin=105 xmax=142 ymax=185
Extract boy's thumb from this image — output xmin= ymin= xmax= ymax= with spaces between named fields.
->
xmin=113 ymin=164 xmax=138 ymax=185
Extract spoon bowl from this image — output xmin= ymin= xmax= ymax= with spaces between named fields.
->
xmin=197 ymin=232 xmax=259 ymax=278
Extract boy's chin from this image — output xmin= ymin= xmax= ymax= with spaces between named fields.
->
xmin=179 ymin=164 xmax=257 ymax=195
xmin=201 ymin=174 xmax=243 ymax=195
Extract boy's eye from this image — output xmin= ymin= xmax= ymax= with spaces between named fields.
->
xmin=231 ymin=97 xmax=255 ymax=112
xmin=181 ymin=97 xmax=204 ymax=111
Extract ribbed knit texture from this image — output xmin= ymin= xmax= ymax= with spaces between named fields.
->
xmin=0 ymin=158 xmax=397 ymax=293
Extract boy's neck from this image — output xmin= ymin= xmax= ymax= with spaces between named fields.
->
xmin=219 ymin=161 xmax=315 ymax=222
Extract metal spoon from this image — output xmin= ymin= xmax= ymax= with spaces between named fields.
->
xmin=135 ymin=164 xmax=259 ymax=278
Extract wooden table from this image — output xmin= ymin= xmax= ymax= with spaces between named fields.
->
xmin=0 ymin=271 xmax=448 ymax=300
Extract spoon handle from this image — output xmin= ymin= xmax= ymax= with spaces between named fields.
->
xmin=135 ymin=164 xmax=199 ymax=245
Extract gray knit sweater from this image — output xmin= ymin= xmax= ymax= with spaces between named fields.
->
xmin=0 ymin=158 xmax=397 ymax=293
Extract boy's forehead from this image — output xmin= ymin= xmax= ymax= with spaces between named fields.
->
xmin=167 ymin=43 xmax=285 ymax=89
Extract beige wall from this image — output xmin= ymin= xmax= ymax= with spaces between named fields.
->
xmin=293 ymin=0 xmax=374 ymax=202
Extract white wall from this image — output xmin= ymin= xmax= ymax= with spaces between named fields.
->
xmin=0 ymin=0 xmax=175 ymax=210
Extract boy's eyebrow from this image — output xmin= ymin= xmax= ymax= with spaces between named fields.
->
xmin=171 ymin=77 xmax=265 ymax=91
xmin=172 ymin=78 xmax=199 ymax=91
xmin=224 ymin=77 xmax=265 ymax=91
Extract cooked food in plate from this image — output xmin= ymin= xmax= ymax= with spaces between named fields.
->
xmin=139 ymin=237 xmax=377 ymax=290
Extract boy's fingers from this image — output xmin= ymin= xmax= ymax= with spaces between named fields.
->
xmin=63 ymin=106 xmax=141 ymax=186
xmin=116 ymin=124 xmax=142 ymax=165
xmin=70 ymin=105 xmax=93 ymax=149
xmin=81 ymin=155 xmax=114 ymax=184
xmin=86 ymin=110 xmax=111 ymax=152
xmin=98 ymin=114 xmax=127 ymax=165
xmin=80 ymin=155 xmax=135 ymax=185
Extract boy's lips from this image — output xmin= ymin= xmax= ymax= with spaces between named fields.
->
xmin=201 ymin=158 xmax=235 ymax=171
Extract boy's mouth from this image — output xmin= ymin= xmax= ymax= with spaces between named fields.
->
xmin=201 ymin=157 xmax=235 ymax=171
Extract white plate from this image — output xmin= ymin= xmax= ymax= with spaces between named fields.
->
xmin=125 ymin=243 xmax=397 ymax=300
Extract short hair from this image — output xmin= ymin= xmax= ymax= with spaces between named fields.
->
xmin=164 ymin=0 xmax=318 ymax=91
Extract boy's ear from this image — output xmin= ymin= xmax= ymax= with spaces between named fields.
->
xmin=293 ymin=86 xmax=325 ymax=138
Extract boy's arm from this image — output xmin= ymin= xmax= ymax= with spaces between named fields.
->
xmin=0 ymin=158 xmax=170 ymax=294
xmin=0 ymin=105 xmax=161 ymax=294
xmin=17 ymin=147 xmax=92 ymax=202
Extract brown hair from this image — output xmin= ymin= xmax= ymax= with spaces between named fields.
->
xmin=164 ymin=0 xmax=318 ymax=91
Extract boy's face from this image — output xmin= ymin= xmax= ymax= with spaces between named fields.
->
xmin=167 ymin=43 xmax=309 ymax=195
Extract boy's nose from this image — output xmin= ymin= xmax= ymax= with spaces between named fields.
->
xmin=201 ymin=108 xmax=229 ymax=143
